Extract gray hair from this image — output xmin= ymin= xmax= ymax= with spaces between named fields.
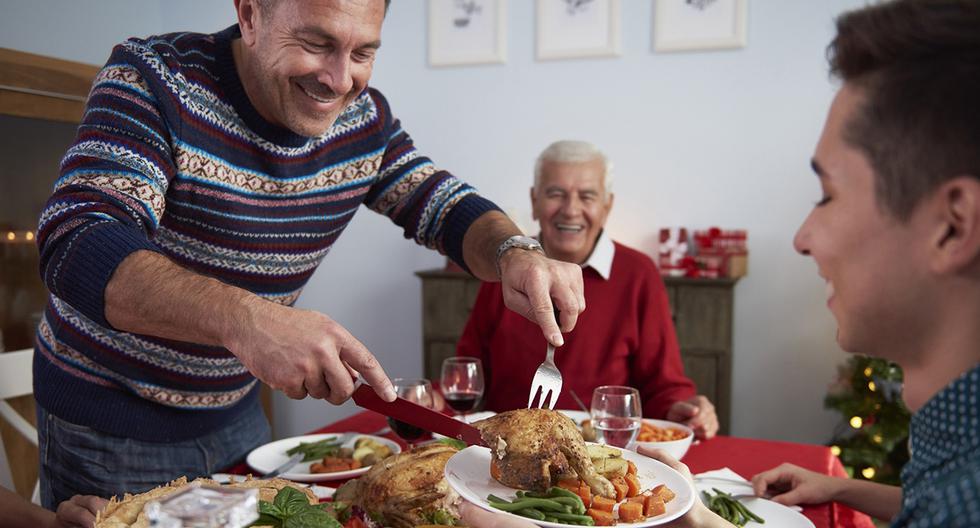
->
xmin=533 ymin=140 xmax=614 ymax=195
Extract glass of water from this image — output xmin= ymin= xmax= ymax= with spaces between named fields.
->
xmin=590 ymin=385 xmax=642 ymax=449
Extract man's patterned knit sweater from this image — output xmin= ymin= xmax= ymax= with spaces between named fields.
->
xmin=34 ymin=26 xmax=497 ymax=441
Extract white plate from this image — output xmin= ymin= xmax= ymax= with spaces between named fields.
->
xmin=695 ymin=480 xmax=813 ymax=528
xmin=432 ymin=411 xmax=498 ymax=439
xmin=246 ymin=433 xmax=401 ymax=482
xmin=445 ymin=444 xmax=696 ymax=527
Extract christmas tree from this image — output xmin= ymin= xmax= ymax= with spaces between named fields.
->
xmin=824 ymin=355 xmax=910 ymax=485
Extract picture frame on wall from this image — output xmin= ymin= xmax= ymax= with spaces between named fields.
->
xmin=428 ymin=0 xmax=507 ymax=67
xmin=653 ymin=0 xmax=748 ymax=52
xmin=536 ymin=0 xmax=622 ymax=61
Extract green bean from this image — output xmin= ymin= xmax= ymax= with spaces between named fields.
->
xmin=285 ymin=438 xmax=343 ymax=462
xmin=487 ymin=494 xmax=511 ymax=504
xmin=546 ymin=487 xmax=584 ymax=500
xmin=703 ymin=489 xmax=764 ymax=526
xmin=513 ymin=508 xmax=546 ymax=521
xmin=549 ymin=496 xmax=586 ymax=514
xmin=488 ymin=497 xmax=567 ymax=512
xmin=546 ymin=512 xmax=595 ymax=525
xmin=733 ymin=500 xmax=764 ymax=524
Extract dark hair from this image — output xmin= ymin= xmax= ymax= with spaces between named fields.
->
xmin=257 ymin=0 xmax=391 ymax=15
xmin=828 ymin=0 xmax=980 ymax=220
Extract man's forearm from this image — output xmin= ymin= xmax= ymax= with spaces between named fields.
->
xmin=0 ymin=486 xmax=54 ymax=528
xmin=833 ymin=479 xmax=902 ymax=521
xmin=461 ymin=210 xmax=524 ymax=281
xmin=104 ymin=250 xmax=258 ymax=347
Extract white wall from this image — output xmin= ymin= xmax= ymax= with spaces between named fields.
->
xmin=1 ymin=0 xmax=870 ymax=483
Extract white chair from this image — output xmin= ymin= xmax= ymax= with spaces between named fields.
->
xmin=0 ymin=348 xmax=40 ymax=504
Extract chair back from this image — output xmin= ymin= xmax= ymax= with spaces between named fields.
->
xmin=0 ymin=348 xmax=39 ymax=503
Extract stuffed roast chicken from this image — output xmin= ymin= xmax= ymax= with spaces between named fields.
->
xmin=334 ymin=442 xmax=462 ymax=528
xmin=473 ymin=408 xmax=616 ymax=499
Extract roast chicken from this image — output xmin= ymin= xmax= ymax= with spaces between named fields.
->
xmin=334 ymin=442 xmax=462 ymax=528
xmin=473 ymin=408 xmax=616 ymax=499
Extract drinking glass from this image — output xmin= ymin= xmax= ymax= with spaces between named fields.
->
xmin=440 ymin=357 xmax=485 ymax=419
xmin=590 ymin=385 xmax=642 ymax=449
xmin=388 ymin=378 xmax=435 ymax=444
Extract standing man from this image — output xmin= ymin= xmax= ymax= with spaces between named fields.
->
xmin=457 ymin=140 xmax=718 ymax=439
xmin=34 ymin=0 xmax=584 ymax=507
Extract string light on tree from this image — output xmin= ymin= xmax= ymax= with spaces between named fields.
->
xmin=825 ymin=355 xmax=910 ymax=484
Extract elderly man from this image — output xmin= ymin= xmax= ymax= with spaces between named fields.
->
xmin=33 ymin=0 xmax=583 ymax=507
xmin=457 ymin=140 xmax=719 ymax=439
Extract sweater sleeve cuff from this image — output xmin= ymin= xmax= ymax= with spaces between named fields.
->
xmin=442 ymin=194 xmax=501 ymax=275
xmin=48 ymin=222 xmax=163 ymax=329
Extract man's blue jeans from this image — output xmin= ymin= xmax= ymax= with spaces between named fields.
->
xmin=37 ymin=402 xmax=271 ymax=509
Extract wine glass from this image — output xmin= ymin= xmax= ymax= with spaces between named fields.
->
xmin=388 ymin=378 xmax=435 ymax=444
xmin=441 ymin=357 xmax=485 ymax=420
xmin=590 ymin=385 xmax=642 ymax=449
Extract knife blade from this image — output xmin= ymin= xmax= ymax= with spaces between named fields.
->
xmin=352 ymin=383 xmax=486 ymax=447
xmin=262 ymin=452 xmax=304 ymax=479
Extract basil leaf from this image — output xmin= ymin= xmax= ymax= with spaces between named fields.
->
xmin=282 ymin=508 xmax=340 ymax=528
xmin=249 ymin=512 xmax=285 ymax=527
xmin=275 ymin=487 xmax=312 ymax=516
xmin=258 ymin=501 xmax=284 ymax=518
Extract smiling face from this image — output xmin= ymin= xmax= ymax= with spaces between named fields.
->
xmin=236 ymin=0 xmax=384 ymax=137
xmin=793 ymin=84 xmax=935 ymax=360
xmin=531 ymin=157 xmax=613 ymax=265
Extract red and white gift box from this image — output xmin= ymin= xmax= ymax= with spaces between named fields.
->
xmin=658 ymin=227 xmax=748 ymax=279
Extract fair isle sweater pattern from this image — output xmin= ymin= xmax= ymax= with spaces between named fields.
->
xmin=34 ymin=27 xmax=496 ymax=440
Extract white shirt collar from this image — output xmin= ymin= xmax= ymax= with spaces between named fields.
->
xmin=582 ymin=230 xmax=614 ymax=280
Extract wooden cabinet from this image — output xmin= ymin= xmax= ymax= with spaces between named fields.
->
xmin=416 ymin=269 xmax=738 ymax=434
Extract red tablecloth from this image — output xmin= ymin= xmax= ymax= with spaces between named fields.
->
xmin=234 ymin=410 xmax=876 ymax=528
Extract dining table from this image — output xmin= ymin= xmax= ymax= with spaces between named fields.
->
xmin=232 ymin=410 xmax=877 ymax=528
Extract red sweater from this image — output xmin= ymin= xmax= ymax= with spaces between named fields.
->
xmin=457 ymin=242 xmax=696 ymax=418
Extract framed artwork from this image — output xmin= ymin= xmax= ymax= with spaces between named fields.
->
xmin=428 ymin=0 xmax=507 ymax=67
xmin=536 ymin=0 xmax=622 ymax=60
xmin=653 ymin=0 xmax=748 ymax=52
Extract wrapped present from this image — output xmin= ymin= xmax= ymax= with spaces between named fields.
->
xmin=658 ymin=228 xmax=690 ymax=276
xmin=658 ymin=227 xmax=748 ymax=278
xmin=692 ymin=228 xmax=748 ymax=278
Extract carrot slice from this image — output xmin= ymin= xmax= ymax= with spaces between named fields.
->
xmin=624 ymin=473 xmax=641 ymax=497
xmin=643 ymin=494 xmax=666 ymax=517
xmin=587 ymin=508 xmax=616 ymax=526
xmin=490 ymin=458 xmax=502 ymax=481
xmin=652 ymin=484 xmax=676 ymax=503
xmin=610 ymin=476 xmax=628 ymax=502
xmin=619 ymin=501 xmax=644 ymax=523
xmin=591 ymin=495 xmax=616 ymax=513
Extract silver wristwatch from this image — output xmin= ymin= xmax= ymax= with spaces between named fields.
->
xmin=495 ymin=235 xmax=544 ymax=277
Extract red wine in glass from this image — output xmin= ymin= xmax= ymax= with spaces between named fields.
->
xmin=441 ymin=357 xmax=485 ymax=419
xmin=387 ymin=418 xmax=426 ymax=441
xmin=389 ymin=378 xmax=435 ymax=443
xmin=445 ymin=390 xmax=482 ymax=413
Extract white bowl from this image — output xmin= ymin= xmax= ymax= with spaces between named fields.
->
xmin=634 ymin=418 xmax=694 ymax=461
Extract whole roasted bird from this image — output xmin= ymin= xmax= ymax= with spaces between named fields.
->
xmin=334 ymin=442 xmax=462 ymax=528
xmin=473 ymin=408 xmax=616 ymax=498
